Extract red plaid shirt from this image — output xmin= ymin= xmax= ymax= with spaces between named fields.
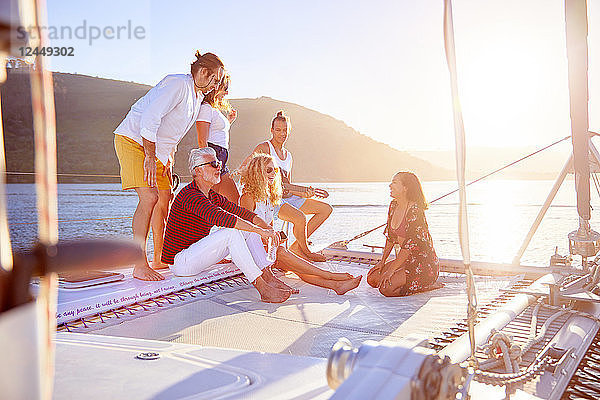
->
xmin=161 ymin=181 xmax=256 ymax=264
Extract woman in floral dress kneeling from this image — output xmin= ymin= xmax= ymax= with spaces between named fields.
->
xmin=367 ymin=172 xmax=440 ymax=297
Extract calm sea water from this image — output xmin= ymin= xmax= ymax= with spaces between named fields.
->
xmin=6 ymin=179 xmax=597 ymax=266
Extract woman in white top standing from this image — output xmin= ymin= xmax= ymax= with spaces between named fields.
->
xmin=239 ymin=153 xmax=361 ymax=294
xmin=196 ymin=73 xmax=240 ymax=203
xmin=248 ymin=110 xmax=332 ymax=262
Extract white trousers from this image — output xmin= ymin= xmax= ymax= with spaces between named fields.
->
xmin=171 ymin=228 xmax=272 ymax=283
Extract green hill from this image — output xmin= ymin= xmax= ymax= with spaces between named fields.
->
xmin=1 ymin=70 xmax=448 ymax=183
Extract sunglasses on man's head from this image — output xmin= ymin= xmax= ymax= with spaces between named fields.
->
xmin=197 ymin=160 xmax=222 ymax=169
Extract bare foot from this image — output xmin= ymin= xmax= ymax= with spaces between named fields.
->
xmin=329 ymin=272 xmax=355 ymax=281
xmin=271 ymin=278 xmax=300 ymax=294
xmin=133 ymin=264 xmax=165 ymax=281
xmin=306 ymin=252 xmax=327 ymax=262
xmin=288 ymin=242 xmax=305 ymax=257
xmin=263 ymin=268 xmax=300 ymax=294
xmin=332 ymin=276 xmax=362 ymax=295
xmin=254 ymin=276 xmax=291 ymax=303
xmin=151 ymin=260 xmax=170 ymax=270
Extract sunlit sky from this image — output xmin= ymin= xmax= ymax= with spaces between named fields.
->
xmin=41 ymin=0 xmax=600 ymax=151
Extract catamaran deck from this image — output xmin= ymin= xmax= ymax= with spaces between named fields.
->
xmin=54 ymin=257 xmax=524 ymax=358
xmin=46 ymin=246 xmax=600 ymax=399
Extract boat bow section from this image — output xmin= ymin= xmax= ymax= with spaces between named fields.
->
xmin=54 ymin=332 xmax=332 ymax=400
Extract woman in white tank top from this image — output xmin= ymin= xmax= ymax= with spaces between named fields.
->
xmin=243 ymin=111 xmax=333 ymax=262
xmin=239 ymin=153 xmax=361 ymax=295
xmin=196 ymin=74 xmax=240 ymax=203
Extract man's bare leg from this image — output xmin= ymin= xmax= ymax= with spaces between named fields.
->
xmin=300 ymin=198 xmax=333 ymax=237
xmin=151 ymin=189 xmax=172 ymax=270
xmin=132 ymin=187 xmax=164 ymax=281
xmin=278 ymin=203 xmax=325 ymax=262
xmin=291 ymin=199 xmax=333 ymax=262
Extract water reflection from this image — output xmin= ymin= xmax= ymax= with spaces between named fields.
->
xmin=6 ymin=180 xmax=596 ymax=266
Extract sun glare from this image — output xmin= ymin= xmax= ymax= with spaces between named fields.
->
xmin=458 ymin=47 xmax=566 ymax=148
xmin=468 ymin=181 xmax=523 ymax=263
xmin=449 ymin=0 xmax=571 ymax=150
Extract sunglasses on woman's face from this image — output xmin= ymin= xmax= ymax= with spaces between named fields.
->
xmin=198 ymin=160 xmax=222 ymax=169
xmin=265 ymin=166 xmax=277 ymax=174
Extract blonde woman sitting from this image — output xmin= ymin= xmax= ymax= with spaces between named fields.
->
xmin=240 ymin=153 xmax=361 ymax=295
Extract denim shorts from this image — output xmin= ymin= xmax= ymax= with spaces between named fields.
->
xmin=207 ymin=142 xmax=230 ymax=176
xmin=281 ymin=194 xmax=306 ymax=209
xmin=273 ymin=203 xmax=282 ymax=220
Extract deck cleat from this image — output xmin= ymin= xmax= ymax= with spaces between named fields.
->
xmin=550 ymin=247 xmax=572 ymax=267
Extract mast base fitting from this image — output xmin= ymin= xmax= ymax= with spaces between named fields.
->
xmin=568 ymin=229 xmax=600 ymax=258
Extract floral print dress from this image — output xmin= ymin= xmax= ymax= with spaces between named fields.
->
xmin=385 ymin=201 xmax=440 ymax=296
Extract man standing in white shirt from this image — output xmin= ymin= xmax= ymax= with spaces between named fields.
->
xmin=114 ymin=51 xmax=225 ymax=280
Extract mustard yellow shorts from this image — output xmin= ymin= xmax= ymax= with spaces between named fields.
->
xmin=114 ymin=134 xmax=171 ymax=191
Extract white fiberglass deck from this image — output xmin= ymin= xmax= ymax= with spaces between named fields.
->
xmin=83 ymin=260 xmax=522 ymax=358
xmin=54 ymin=333 xmax=333 ymax=400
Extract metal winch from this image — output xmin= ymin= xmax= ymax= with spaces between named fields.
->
xmin=568 ymin=219 xmax=600 ymax=266
xmin=326 ymin=336 xmax=471 ymax=400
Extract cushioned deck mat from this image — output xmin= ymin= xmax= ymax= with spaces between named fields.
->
xmin=92 ymin=261 xmax=523 ymax=358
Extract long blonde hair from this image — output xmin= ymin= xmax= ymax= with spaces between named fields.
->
xmin=241 ymin=153 xmax=282 ymax=206
xmin=203 ymin=73 xmax=232 ymax=112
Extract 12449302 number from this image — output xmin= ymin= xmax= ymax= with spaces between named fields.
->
xmin=19 ymin=47 xmax=74 ymax=57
